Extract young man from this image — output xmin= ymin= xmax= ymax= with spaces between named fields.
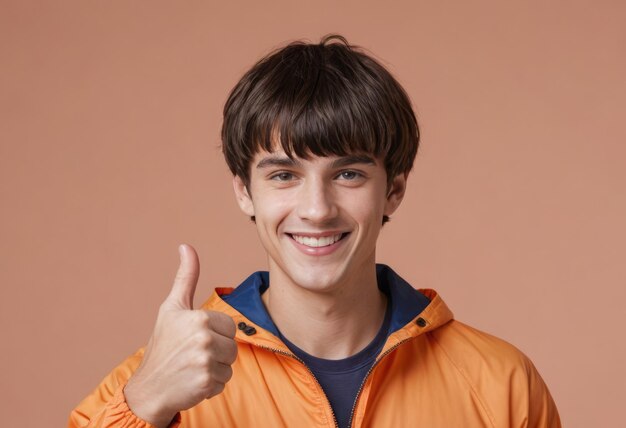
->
xmin=70 ymin=35 xmax=560 ymax=427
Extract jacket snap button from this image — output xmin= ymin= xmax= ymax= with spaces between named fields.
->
xmin=416 ymin=317 xmax=427 ymax=327
xmin=237 ymin=322 xmax=247 ymax=330
xmin=243 ymin=326 xmax=257 ymax=336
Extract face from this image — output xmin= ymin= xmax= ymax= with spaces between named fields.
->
xmin=233 ymin=149 xmax=407 ymax=294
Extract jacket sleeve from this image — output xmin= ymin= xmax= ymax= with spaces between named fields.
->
xmin=516 ymin=355 xmax=561 ymax=428
xmin=68 ymin=347 xmax=182 ymax=428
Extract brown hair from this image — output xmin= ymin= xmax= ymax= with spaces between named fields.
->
xmin=221 ymin=34 xmax=420 ymax=191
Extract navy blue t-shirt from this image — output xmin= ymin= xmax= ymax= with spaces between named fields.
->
xmin=277 ymin=298 xmax=392 ymax=428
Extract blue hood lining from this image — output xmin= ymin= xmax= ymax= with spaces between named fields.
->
xmin=222 ymin=264 xmax=430 ymax=338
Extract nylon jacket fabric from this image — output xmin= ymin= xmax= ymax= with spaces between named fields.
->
xmin=69 ymin=265 xmax=560 ymax=428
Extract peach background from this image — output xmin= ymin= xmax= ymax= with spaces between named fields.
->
xmin=1 ymin=1 xmax=625 ymax=427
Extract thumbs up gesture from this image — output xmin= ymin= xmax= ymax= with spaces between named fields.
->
xmin=124 ymin=244 xmax=238 ymax=428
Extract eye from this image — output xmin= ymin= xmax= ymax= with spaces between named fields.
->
xmin=337 ymin=170 xmax=362 ymax=180
xmin=270 ymin=172 xmax=295 ymax=181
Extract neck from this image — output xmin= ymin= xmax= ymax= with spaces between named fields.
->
xmin=262 ymin=259 xmax=387 ymax=360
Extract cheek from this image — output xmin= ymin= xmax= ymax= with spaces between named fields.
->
xmin=343 ymin=188 xmax=386 ymax=222
xmin=253 ymin=190 xmax=294 ymax=227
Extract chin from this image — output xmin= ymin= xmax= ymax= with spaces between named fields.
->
xmin=286 ymin=261 xmax=350 ymax=293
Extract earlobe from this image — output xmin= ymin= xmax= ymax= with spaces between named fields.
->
xmin=384 ymin=173 xmax=408 ymax=217
xmin=232 ymin=176 xmax=255 ymax=217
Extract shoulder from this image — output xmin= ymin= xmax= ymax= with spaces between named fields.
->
xmin=427 ymin=319 xmax=540 ymax=396
xmin=430 ymin=319 xmax=531 ymax=372
xmin=425 ymin=320 xmax=561 ymax=427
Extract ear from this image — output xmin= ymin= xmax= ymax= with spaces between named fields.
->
xmin=232 ymin=176 xmax=255 ymax=217
xmin=384 ymin=173 xmax=408 ymax=217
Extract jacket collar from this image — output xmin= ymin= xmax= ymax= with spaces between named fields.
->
xmin=203 ymin=264 xmax=454 ymax=352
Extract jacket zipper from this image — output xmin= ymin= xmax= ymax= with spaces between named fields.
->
xmin=347 ymin=337 xmax=412 ymax=428
xmin=257 ymin=345 xmax=339 ymax=428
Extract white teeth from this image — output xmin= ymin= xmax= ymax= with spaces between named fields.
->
xmin=292 ymin=233 xmax=343 ymax=247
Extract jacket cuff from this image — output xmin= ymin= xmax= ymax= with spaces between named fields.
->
xmin=103 ymin=381 xmax=182 ymax=428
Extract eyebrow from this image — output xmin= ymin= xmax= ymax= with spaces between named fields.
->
xmin=330 ymin=155 xmax=377 ymax=169
xmin=256 ymin=156 xmax=302 ymax=169
xmin=256 ymin=154 xmax=376 ymax=169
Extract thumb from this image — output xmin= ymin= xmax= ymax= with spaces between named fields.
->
xmin=164 ymin=244 xmax=200 ymax=310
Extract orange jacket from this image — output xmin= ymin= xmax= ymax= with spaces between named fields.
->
xmin=69 ymin=267 xmax=560 ymax=428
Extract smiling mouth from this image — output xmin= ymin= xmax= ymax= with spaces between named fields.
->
xmin=287 ymin=233 xmax=350 ymax=248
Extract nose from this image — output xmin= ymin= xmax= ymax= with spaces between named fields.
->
xmin=296 ymin=177 xmax=338 ymax=223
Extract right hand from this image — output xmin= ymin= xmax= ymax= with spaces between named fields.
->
xmin=124 ymin=244 xmax=238 ymax=428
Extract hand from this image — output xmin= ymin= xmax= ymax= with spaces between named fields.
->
xmin=124 ymin=244 xmax=238 ymax=428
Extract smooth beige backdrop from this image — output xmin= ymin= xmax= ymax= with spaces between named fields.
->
xmin=1 ymin=1 xmax=624 ymax=427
